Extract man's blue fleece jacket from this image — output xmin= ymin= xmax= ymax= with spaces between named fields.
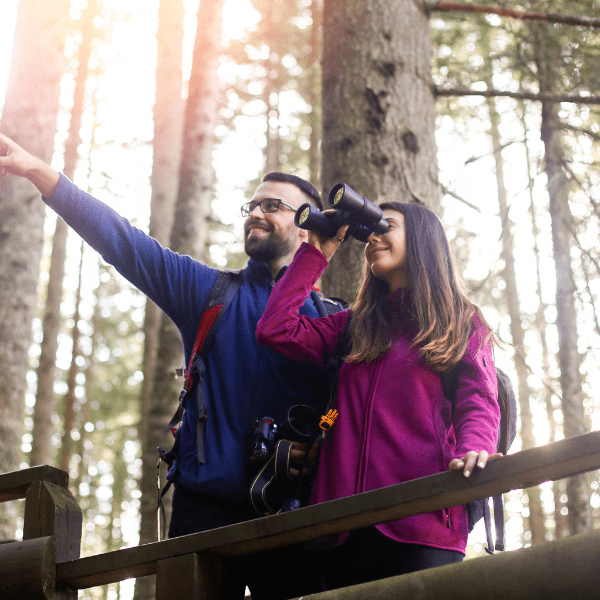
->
xmin=44 ymin=175 xmax=332 ymax=502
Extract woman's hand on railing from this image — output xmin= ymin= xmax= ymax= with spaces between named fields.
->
xmin=449 ymin=450 xmax=503 ymax=478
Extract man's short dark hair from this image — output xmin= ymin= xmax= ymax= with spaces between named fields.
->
xmin=262 ymin=172 xmax=324 ymax=211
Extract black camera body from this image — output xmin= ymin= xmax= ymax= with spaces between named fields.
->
xmin=249 ymin=405 xmax=319 ymax=464
xmin=249 ymin=416 xmax=278 ymax=463
xmin=249 ymin=405 xmax=320 ymax=516
xmin=294 ymin=182 xmax=389 ymax=243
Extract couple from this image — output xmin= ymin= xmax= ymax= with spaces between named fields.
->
xmin=0 ymin=132 xmax=499 ymax=598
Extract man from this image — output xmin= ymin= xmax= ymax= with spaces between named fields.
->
xmin=0 ymin=132 xmax=331 ymax=599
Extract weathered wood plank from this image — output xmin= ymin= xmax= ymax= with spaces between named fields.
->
xmin=0 ymin=536 xmax=56 ymax=599
xmin=296 ymin=527 xmax=600 ymax=600
xmin=24 ymin=480 xmax=82 ymax=562
xmin=156 ymin=553 xmax=221 ymax=600
xmin=55 ymin=430 xmax=600 ymax=590
xmin=0 ymin=466 xmax=69 ymax=502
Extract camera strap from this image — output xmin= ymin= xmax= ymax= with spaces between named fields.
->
xmin=250 ymin=439 xmax=297 ymax=517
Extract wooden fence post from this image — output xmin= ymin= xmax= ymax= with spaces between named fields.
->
xmin=24 ymin=479 xmax=82 ymax=562
xmin=23 ymin=478 xmax=82 ymax=599
xmin=156 ymin=553 xmax=221 ymax=600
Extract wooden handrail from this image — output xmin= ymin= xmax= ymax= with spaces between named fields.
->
xmin=54 ymin=430 xmax=600 ymax=590
xmin=0 ymin=465 xmax=69 ymax=502
xmin=302 ymin=528 xmax=600 ymax=600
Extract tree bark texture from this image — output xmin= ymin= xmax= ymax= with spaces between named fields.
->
xmin=480 ymin=28 xmax=546 ymax=544
xmin=320 ymin=0 xmax=440 ymax=302
xmin=536 ymin=26 xmax=592 ymax=534
xmin=485 ymin=95 xmax=545 ymax=545
xmin=308 ymin=0 xmax=323 ymax=188
xmin=142 ymin=0 xmax=225 ymax=557
xmin=541 ymin=101 xmax=591 ymax=535
xmin=58 ymin=244 xmax=85 ymax=474
xmin=30 ymin=0 xmax=97 ymax=468
xmin=0 ymin=0 xmax=70 ymax=536
xmin=172 ymin=0 xmax=225 ymax=262
xmin=520 ymin=101 xmax=566 ymax=541
xmin=135 ymin=1 xmax=185 ymax=598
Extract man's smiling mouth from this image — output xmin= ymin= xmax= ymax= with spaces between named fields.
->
xmin=246 ymin=222 xmax=273 ymax=237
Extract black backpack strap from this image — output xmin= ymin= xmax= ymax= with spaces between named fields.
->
xmin=493 ymin=494 xmax=505 ymax=551
xmin=310 ymin=289 xmax=345 ymax=317
xmin=319 ymin=317 xmax=352 ymax=431
xmin=442 ymin=363 xmax=516 ymax=553
xmin=483 ymin=497 xmax=494 ymax=554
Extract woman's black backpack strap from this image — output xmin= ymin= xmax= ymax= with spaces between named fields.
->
xmin=442 ymin=365 xmax=517 ymax=553
xmin=310 ymin=289 xmax=346 ymax=317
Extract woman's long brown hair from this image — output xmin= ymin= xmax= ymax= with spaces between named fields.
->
xmin=346 ymin=201 xmax=493 ymax=370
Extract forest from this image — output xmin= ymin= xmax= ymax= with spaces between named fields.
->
xmin=0 ymin=0 xmax=599 ymax=598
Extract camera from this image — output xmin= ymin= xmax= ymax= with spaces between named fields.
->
xmin=249 ymin=405 xmax=319 ymax=464
xmin=294 ymin=182 xmax=389 ymax=243
xmin=249 ymin=417 xmax=278 ymax=463
xmin=249 ymin=405 xmax=320 ymax=516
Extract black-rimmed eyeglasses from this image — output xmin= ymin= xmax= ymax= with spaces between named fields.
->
xmin=240 ymin=198 xmax=298 ymax=217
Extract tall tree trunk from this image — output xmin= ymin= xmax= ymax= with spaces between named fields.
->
xmin=30 ymin=0 xmax=97 ymax=468
xmin=134 ymin=0 xmax=185 ymax=597
xmin=320 ymin=0 xmax=440 ymax=302
xmin=58 ymin=242 xmax=86 ymax=473
xmin=541 ymin=100 xmax=591 ymax=535
xmin=519 ymin=101 xmax=565 ymax=541
xmin=535 ymin=26 xmax=592 ymax=534
xmin=307 ymin=0 xmax=323 ymax=187
xmin=0 ymin=0 xmax=70 ymax=536
xmin=485 ymin=93 xmax=545 ymax=545
xmin=173 ymin=0 xmax=224 ymax=262
xmin=143 ymin=0 xmax=224 ymax=552
xmin=479 ymin=27 xmax=546 ymax=545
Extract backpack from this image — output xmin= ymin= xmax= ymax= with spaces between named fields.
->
xmin=442 ymin=366 xmax=517 ymax=553
xmin=156 ymin=270 xmax=345 ymax=534
xmin=326 ymin=320 xmax=517 ymax=554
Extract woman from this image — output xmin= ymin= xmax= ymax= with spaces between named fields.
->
xmin=256 ymin=201 xmax=501 ymax=589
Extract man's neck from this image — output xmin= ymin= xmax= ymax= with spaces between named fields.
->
xmin=266 ymin=258 xmax=287 ymax=280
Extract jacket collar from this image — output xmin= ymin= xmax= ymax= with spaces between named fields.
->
xmin=246 ymin=258 xmax=288 ymax=285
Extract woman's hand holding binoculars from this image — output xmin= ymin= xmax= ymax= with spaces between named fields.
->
xmin=308 ymin=213 xmax=349 ymax=262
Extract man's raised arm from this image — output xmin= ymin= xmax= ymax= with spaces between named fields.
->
xmin=0 ymin=132 xmax=61 ymax=197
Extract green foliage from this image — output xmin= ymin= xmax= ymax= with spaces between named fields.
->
xmin=219 ymin=0 xmax=319 ymax=175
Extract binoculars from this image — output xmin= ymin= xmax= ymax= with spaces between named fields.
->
xmin=294 ymin=183 xmax=389 ymax=243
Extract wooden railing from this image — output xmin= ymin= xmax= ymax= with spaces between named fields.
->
xmin=0 ymin=465 xmax=81 ymax=599
xmin=2 ymin=431 xmax=600 ymax=599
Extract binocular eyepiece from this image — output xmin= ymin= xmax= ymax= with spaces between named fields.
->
xmin=294 ymin=183 xmax=389 ymax=243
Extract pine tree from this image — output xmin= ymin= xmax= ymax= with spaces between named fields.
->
xmin=0 ymin=0 xmax=71 ymax=537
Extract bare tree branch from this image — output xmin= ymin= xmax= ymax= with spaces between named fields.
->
xmin=426 ymin=1 xmax=600 ymax=29
xmin=434 ymin=86 xmax=600 ymax=105
xmin=561 ymin=124 xmax=600 ymax=141
xmin=441 ymin=184 xmax=481 ymax=212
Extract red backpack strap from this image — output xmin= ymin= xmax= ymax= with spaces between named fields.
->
xmin=160 ymin=270 xmax=243 ymax=459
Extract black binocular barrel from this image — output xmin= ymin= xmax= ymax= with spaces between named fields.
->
xmin=294 ymin=182 xmax=389 ymax=243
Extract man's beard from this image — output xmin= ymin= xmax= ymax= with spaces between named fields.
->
xmin=244 ymin=222 xmax=296 ymax=263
